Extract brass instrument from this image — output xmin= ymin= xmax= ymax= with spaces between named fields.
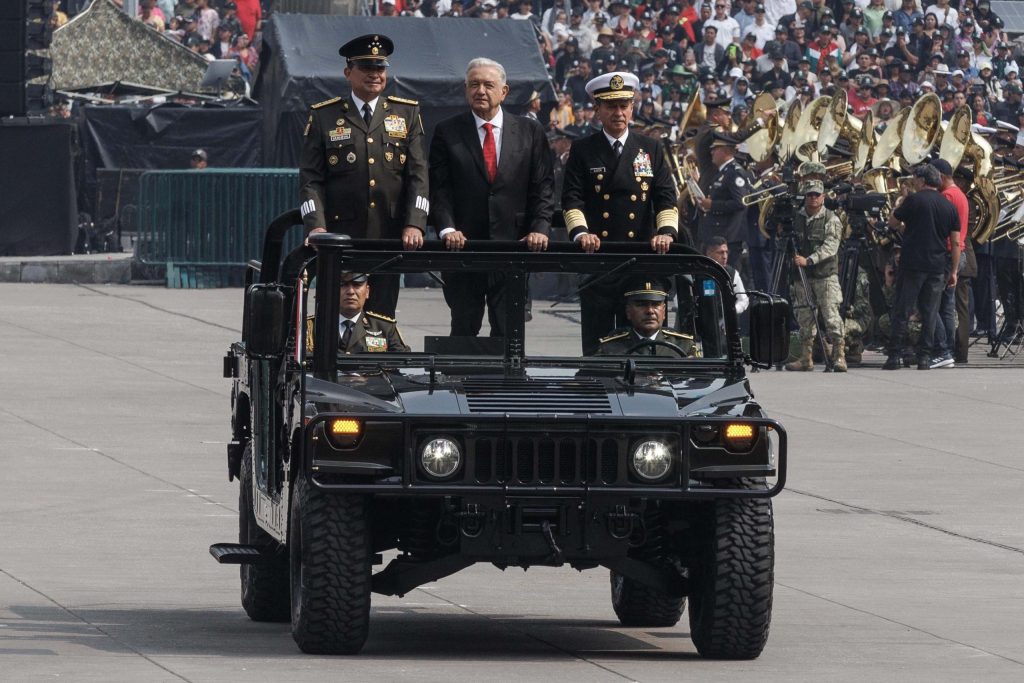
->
xmin=678 ymin=89 xmax=706 ymax=150
xmin=792 ymin=96 xmax=833 ymax=163
xmin=778 ymin=98 xmax=802 ymax=162
xmin=962 ymin=130 xmax=993 ymax=178
xmin=744 ymin=92 xmax=781 ymax=163
xmin=663 ymin=138 xmax=687 ymax=197
xmin=871 ymin=107 xmax=911 ymax=170
xmin=817 ymin=90 xmax=863 ymax=159
xmin=740 ymin=182 xmax=789 ymax=206
xmin=900 ymin=93 xmax=942 ymax=166
xmin=854 ymin=110 xmax=875 ymax=176
xmin=938 ymin=105 xmax=973 ymax=169
xmin=970 ymin=175 xmax=1000 ymax=243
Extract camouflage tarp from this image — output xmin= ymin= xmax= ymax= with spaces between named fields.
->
xmin=50 ymin=0 xmax=208 ymax=92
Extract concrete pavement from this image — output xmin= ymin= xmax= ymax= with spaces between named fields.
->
xmin=1 ymin=283 xmax=1023 ymax=682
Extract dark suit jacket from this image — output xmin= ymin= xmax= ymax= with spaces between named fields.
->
xmin=561 ymin=130 xmax=678 ymax=241
xmin=693 ymin=42 xmax=726 ymax=76
xmin=429 ymin=109 xmax=554 ymax=240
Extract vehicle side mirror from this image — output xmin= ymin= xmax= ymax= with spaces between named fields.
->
xmin=748 ymin=293 xmax=790 ymax=366
xmin=243 ymin=284 xmax=287 ymax=357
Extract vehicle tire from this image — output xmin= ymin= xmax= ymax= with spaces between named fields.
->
xmin=290 ymin=473 xmax=371 ymax=655
xmin=610 ymin=571 xmax=685 ymax=627
xmin=688 ymin=479 xmax=774 ymax=660
xmin=239 ymin=444 xmax=290 ymax=622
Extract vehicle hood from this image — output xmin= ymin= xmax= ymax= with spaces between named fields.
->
xmin=307 ymin=368 xmax=759 ymax=419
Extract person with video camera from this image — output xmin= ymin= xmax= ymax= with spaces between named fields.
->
xmin=784 ymin=179 xmax=847 ymax=373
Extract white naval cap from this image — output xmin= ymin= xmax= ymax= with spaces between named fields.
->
xmin=585 ymin=71 xmax=640 ymax=101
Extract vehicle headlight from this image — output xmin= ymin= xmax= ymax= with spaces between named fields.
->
xmin=631 ymin=440 xmax=673 ymax=481
xmin=420 ymin=438 xmax=462 ymax=479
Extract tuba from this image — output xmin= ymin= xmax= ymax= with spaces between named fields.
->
xmin=744 ymin=92 xmax=781 ymax=163
xmin=938 ymin=105 xmax=973 ymax=169
xmin=792 ymin=96 xmax=833 ymax=162
xmin=778 ymin=98 xmax=803 ymax=162
xmin=900 ymin=93 xmax=943 ymax=166
xmin=678 ymin=89 xmax=706 ymax=150
xmin=871 ymin=107 xmax=911 ymax=170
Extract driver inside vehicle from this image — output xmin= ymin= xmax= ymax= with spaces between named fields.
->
xmin=305 ymin=271 xmax=411 ymax=354
xmin=596 ymin=277 xmax=701 ymax=357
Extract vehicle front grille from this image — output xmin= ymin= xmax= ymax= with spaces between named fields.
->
xmin=461 ymin=378 xmax=613 ymax=415
xmin=466 ymin=435 xmax=624 ymax=486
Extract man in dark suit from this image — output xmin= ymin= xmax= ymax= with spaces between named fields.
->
xmin=561 ymin=71 xmax=679 ymax=355
xmin=693 ymin=26 xmax=726 ymax=78
xmin=299 ymin=34 xmax=430 ymax=317
xmin=429 ymin=58 xmax=555 ymax=337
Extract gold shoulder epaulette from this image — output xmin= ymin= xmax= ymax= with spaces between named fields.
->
xmin=364 ymin=310 xmax=396 ymax=323
xmin=387 ymin=95 xmax=419 ymax=106
xmin=599 ymin=331 xmax=630 ymax=344
xmin=312 ymin=97 xmax=341 ymax=109
xmin=663 ymin=329 xmax=694 ymax=339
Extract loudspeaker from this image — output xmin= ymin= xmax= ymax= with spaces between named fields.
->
xmin=0 ymin=2 xmax=53 ymax=117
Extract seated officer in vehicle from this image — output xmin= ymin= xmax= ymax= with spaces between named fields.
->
xmin=596 ymin=278 xmax=699 ymax=357
xmin=305 ymin=272 xmax=410 ymax=354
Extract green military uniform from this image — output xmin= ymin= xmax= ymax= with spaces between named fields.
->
xmin=305 ymin=311 xmax=410 ymax=355
xmin=786 ymin=180 xmax=846 ymax=371
xmin=843 ymin=267 xmax=874 ymax=365
xmin=596 ymin=327 xmax=700 ymax=357
xmin=876 ymin=281 xmax=921 ymax=352
xmin=299 ymin=93 xmax=428 ymax=239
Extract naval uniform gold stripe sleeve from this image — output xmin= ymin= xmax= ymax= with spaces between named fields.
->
xmin=655 ymin=208 xmax=679 ymax=231
xmin=563 ymin=208 xmax=588 ymax=231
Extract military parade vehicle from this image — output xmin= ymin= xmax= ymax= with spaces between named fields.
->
xmin=210 ymin=210 xmax=790 ymax=658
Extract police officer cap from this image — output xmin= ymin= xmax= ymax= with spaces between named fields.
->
xmin=801 ymin=180 xmax=825 ymax=194
xmin=623 ymin=278 xmax=670 ymax=303
xmin=339 ymin=34 xmax=394 ymax=67
xmin=710 ymin=131 xmax=739 ymax=148
xmin=586 ymin=71 xmax=639 ymax=101
xmin=340 ymin=271 xmax=369 ymax=284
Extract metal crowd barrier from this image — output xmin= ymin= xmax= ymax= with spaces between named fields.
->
xmin=136 ymin=169 xmax=300 ymax=288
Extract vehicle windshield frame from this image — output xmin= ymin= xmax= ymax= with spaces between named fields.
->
xmin=305 ymin=235 xmax=741 ymax=377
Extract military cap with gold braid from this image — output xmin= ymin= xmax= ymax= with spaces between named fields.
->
xmin=622 ymin=277 xmax=670 ymax=303
xmin=339 ymin=34 xmax=394 ymax=67
xmin=585 ymin=71 xmax=640 ymax=101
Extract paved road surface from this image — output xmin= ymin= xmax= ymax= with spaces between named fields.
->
xmin=2 ymin=284 xmax=1023 ymax=682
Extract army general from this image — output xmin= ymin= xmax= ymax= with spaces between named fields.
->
xmin=560 ymin=71 xmax=679 ymax=355
xmin=299 ymin=34 xmax=430 ymax=317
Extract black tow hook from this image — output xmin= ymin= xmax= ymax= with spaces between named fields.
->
xmin=541 ymin=520 xmax=564 ymax=565
xmin=607 ymin=505 xmax=638 ymax=540
xmin=457 ymin=503 xmax=485 ymax=539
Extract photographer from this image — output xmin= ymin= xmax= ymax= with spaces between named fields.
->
xmin=883 ymin=164 xmax=961 ymax=371
xmin=784 ymin=179 xmax=846 ymax=372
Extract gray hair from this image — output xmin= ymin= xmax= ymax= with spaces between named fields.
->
xmin=466 ymin=58 xmax=507 ymax=86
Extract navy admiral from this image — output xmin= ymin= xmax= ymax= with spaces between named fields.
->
xmin=596 ymin=278 xmax=698 ymax=357
xmin=298 ymin=34 xmax=429 ymax=317
xmin=560 ymin=70 xmax=679 ymax=355
xmin=305 ymin=272 xmax=410 ymax=355
xmin=696 ymin=132 xmax=752 ymax=266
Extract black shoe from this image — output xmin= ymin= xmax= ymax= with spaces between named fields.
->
xmin=882 ymin=355 xmax=901 ymax=370
xmin=917 ymin=358 xmax=931 ymax=370
xmin=901 ymin=354 xmax=915 ymax=368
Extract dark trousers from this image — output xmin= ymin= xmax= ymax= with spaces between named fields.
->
xmin=954 ymin=276 xmax=971 ymax=362
xmin=443 ymin=272 xmax=508 ymax=337
xmin=932 ymin=252 xmax=965 ymax=356
xmin=995 ymin=256 xmax=1024 ymax=333
xmin=973 ymin=253 xmax=997 ymax=335
xmin=367 ymin=273 xmax=400 ymax=318
xmin=580 ymin=276 xmax=626 ymax=356
xmin=888 ymin=268 xmax=945 ymax=359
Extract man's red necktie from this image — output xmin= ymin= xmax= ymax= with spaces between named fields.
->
xmin=482 ymin=122 xmax=497 ymax=183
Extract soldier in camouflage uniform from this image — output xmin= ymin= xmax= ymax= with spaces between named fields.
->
xmin=785 ymin=180 xmax=847 ymax=372
xmin=843 ymin=267 xmax=874 ymax=366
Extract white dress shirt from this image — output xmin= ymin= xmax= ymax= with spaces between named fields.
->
xmin=350 ymin=93 xmax=380 ymax=120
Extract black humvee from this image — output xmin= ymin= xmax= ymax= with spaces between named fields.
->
xmin=211 ymin=211 xmax=790 ymax=658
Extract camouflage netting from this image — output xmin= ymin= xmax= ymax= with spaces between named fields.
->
xmin=50 ymin=0 xmax=208 ymax=92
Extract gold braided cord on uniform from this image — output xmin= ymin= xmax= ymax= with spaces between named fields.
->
xmin=564 ymin=209 xmax=588 ymax=231
xmin=655 ymin=207 xmax=679 ymax=230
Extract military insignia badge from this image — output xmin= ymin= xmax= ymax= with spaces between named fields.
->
xmin=329 ymin=126 xmax=351 ymax=142
xmin=399 ymin=153 xmax=407 ymax=164
xmin=735 ymin=177 xmax=746 ymax=187
xmin=610 ymin=75 xmax=624 ymax=90
xmin=633 ymin=151 xmax=654 ymax=177
xmin=385 ymin=151 xmax=394 ymax=162
xmin=336 ymin=118 xmax=345 ymax=126
xmin=641 ymin=181 xmax=650 ymax=191
xmin=383 ymin=115 xmax=408 ymax=138
xmin=328 ymin=154 xmax=339 ymax=166
xmin=347 ymin=151 xmax=357 ymax=164
xmin=365 ymin=336 xmax=387 ymax=352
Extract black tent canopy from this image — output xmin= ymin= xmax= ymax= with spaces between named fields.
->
xmin=256 ymin=16 xmax=556 ymax=168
